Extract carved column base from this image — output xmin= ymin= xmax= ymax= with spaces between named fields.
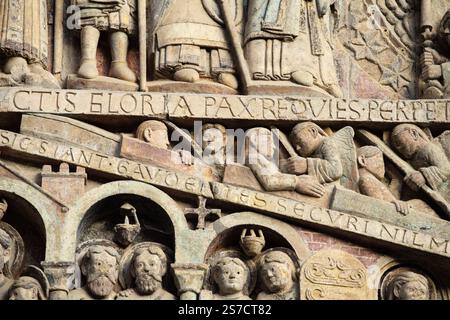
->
xmin=41 ymin=261 xmax=76 ymax=300
xmin=171 ymin=263 xmax=209 ymax=300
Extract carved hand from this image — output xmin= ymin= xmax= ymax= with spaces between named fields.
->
xmin=392 ymin=200 xmax=410 ymax=216
xmin=287 ymin=157 xmax=308 ymax=175
xmin=420 ymin=166 xmax=447 ymax=190
xmin=422 ymin=65 xmax=442 ymax=80
xmin=117 ymin=289 xmax=134 ymax=298
xmin=404 ymin=171 xmax=427 ymax=192
xmin=295 ymin=175 xmax=325 ymax=198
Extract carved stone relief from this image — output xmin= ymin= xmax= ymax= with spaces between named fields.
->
xmin=0 ymin=0 xmax=447 ymax=302
xmin=300 ymin=249 xmax=369 ymax=300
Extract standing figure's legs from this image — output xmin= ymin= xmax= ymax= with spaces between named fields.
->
xmin=109 ymin=31 xmax=136 ymax=82
xmin=78 ymin=26 xmax=100 ymax=79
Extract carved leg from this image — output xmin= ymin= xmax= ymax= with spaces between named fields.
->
xmin=109 ymin=31 xmax=136 ymax=82
xmin=78 ymin=26 xmax=100 ymax=79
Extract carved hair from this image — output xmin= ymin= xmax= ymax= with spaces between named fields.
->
xmin=202 ymin=123 xmax=227 ymax=137
xmin=132 ymin=246 xmax=167 ymax=277
xmin=357 ymin=146 xmax=382 ymax=159
xmin=391 ymin=124 xmax=430 ymax=144
xmin=212 ymin=257 xmax=249 ymax=283
xmin=386 ymin=271 xmax=430 ymax=300
xmin=259 ymin=251 xmax=297 ymax=281
xmin=289 ymin=122 xmax=328 ymax=144
xmin=136 ymin=120 xmax=168 ymax=140
xmin=10 ymin=276 xmax=45 ymax=300
xmin=81 ymin=245 xmax=120 ymax=273
xmin=0 ymin=228 xmax=11 ymax=250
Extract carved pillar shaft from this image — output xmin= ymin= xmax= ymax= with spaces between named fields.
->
xmin=171 ymin=263 xmax=209 ymax=300
xmin=41 ymin=261 xmax=76 ymax=300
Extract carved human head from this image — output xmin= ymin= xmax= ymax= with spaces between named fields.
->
xmin=9 ymin=276 xmax=45 ymax=300
xmin=202 ymin=123 xmax=227 ymax=167
xmin=259 ymin=251 xmax=296 ymax=294
xmin=391 ymin=124 xmax=429 ymax=160
xmin=212 ymin=257 xmax=249 ymax=296
xmin=136 ymin=120 xmax=170 ymax=149
xmin=439 ymin=9 xmax=450 ymax=48
xmin=81 ymin=245 xmax=120 ymax=298
xmin=290 ymin=122 xmax=328 ymax=157
xmin=246 ymin=128 xmax=275 ymax=160
xmin=0 ymin=228 xmax=11 ymax=276
xmin=388 ymin=271 xmax=430 ymax=300
xmin=357 ymin=146 xmax=385 ymax=180
xmin=202 ymin=123 xmax=227 ymax=152
xmin=131 ymin=246 xmax=167 ymax=295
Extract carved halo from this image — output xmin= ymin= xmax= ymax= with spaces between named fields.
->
xmin=74 ymin=239 xmax=121 ymax=288
xmin=0 ymin=221 xmax=25 ymax=278
xmin=118 ymin=241 xmax=174 ymax=290
xmin=380 ymin=266 xmax=438 ymax=300
xmin=204 ymin=249 xmax=257 ymax=296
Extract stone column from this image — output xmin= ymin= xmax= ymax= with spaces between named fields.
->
xmin=171 ymin=263 xmax=209 ymax=300
xmin=41 ymin=261 xmax=76 ymax=300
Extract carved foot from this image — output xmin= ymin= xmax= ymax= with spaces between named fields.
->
xmin=109 ymin=61 xmax=136 ymax=83
xmin=326 ymin=84 xmax=344 ymax=98
xmin=291 ymin=71 xmax=314 ymax=87
xmin=78 ymin=59 xmax=99 ymax=79
xmin=218 ymin=73 xmax=239 ymax=90
xmin=3 ymin=57 xmax=30 ymax=75
xmin=29 ymin=64 xmax=60 ymax=89
xmin=174 ymin=68 xmax=200 ymax=83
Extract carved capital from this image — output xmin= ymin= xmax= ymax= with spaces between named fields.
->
xmin=171 ymin=263 xmax=209 ymax=300
xmin=41 ymin=261 xmax=76 ymax=300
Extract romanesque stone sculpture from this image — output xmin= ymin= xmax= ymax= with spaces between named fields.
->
xmin=391 ymin=124 xmax=450 ymax=192
xmin=244 ymin=0 xmax=343 ymax=97
xmin=239 ymin=229 xmax=265 ymax=258
xmin=149 ymin=0 xmax=244 ymax=90
xmin=0 ymin=228 xmax=13 ymax=300
xmin=256 ymin=250 xmax=299 ymax=300
xmin=200 ymin=256 xmax=251 ymax=300
xmin=0 ymin=0 xmax=58 ymax=88
xmin=357 ymin=146 xmax=409 ymax=215
xmin=114 ymin=203 xmax=141 ymax=247
xmin=201 ymin=123 xmax=228 ymax=177
xmin=117 ymin=244 xmax=176 ymax=300
xmin=382 ymin=270 xmax=431 ymax=300
xmin=8 ymin=276 xmax=47 ymax=300
xmin=287 ymin=122 xmax=359 ymax=193
xmin=135 ymin=120 xmax=193 ymax=165
xmin=69 ymin=245 xmax=120 ymax=300
xmin=245 ymin=127 xmax=325 ymax=198
xmin=421 ymin=9 xmax=450 ymax=99
xmin=71 ymin=0 xmax=137 ymax=82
